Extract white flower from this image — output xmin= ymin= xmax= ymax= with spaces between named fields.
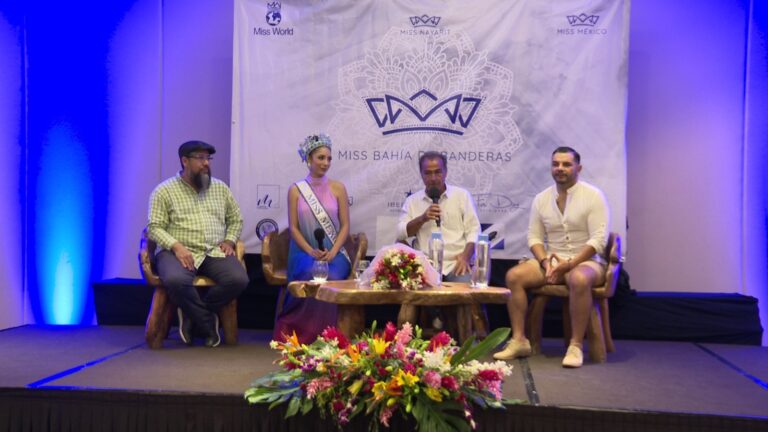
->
xmin=421 ymin=349 xmax=451 ymax=372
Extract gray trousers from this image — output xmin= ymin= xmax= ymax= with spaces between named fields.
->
xmin=156 ymin=250 xmax=248 ymax=335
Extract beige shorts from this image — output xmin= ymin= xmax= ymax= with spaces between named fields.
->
xmin=525 ymin=257 xmax=606 ymax=285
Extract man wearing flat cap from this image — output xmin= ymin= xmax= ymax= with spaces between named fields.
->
xmin=147 ymin=140 xmax=248 ymax=347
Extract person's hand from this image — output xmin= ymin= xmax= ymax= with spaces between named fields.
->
xmin=545 ymin=253 xmax=571 ymax=284
xmin=219 ymin=240 xmax=236 ymax=256
xmin=310 ymin=249 xmax=327 ymax=260
xmin=172 ymin=243 xmax=195 ymax=271
xmin=324 ymin=249 xmax=338 ymax=262
xmin=454 ymin=254 xmax=471 ymax=276
xmin=422 ymin=204 xmax=441 ymax=223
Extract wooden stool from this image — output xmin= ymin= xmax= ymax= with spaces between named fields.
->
xmin=138 ymin=230 xmax=245 ymax=349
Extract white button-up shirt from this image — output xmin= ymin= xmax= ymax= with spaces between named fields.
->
xmin=397 ymin=185 xmax=481 ymax=275
xmin=528 ymin=181 xmax=609 ymax=263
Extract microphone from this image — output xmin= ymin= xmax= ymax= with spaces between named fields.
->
xmin=426 ymin=187 xmax=441 ymax=227
xmin=314 ymin=228 xmax=326 ymax=251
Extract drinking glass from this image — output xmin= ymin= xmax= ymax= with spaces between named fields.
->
xmin=312 ymin=260 xmax=329 ymax=283
xmin=355 ymin=260 xmax=370 ymax=284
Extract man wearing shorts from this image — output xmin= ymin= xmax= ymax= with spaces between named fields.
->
xmin=494 ymin=147 xmax=610 ymax=368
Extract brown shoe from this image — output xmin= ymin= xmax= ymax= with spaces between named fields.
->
xmin=493 ymin=339 xmax=532 ymax=360
xmin=562 ymin=344 xmax=583 ymax=368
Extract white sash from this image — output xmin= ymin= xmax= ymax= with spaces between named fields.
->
xmin=296 ymin=180 xmax=351 ymax=264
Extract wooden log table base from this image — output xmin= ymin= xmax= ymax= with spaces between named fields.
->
xmin=287 ymin=280 xmax=510 ymax=342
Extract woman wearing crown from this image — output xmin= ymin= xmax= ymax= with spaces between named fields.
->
xmin=273 ymin=134 xmax=352 ymax=343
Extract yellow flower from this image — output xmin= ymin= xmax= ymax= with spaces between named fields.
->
xmin=372 ymin=381 xmax=388 ymax=400
xmin=348 ymin=378 xmax=364 ymax=396
xmin=425 ymin=387 xmax=443 ymax=402
xmin=395 ymin=369 xmax=420 ymax=388
xmin=371 ymin=338 xmax=390 ymax=356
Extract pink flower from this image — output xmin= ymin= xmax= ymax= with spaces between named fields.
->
xmin=477 ymin=369 xmax=502 ymax=382
xmin=402 ymin=362 xmax=417 ymax=375
xmin=485 ymin=380 xmax=503 ymax=400
xmin=305 ymin=377 xmax=333 ymax=398
xmin=427 ymin=331 xmax=452 ymax=351
xmin=395 ymin=322 xmax=413 ymax=345
xmin=332 ymin=400 xmax=345 ymax=413
xmin=423 ymin=370 xmax=442 ymax=389
xmin=379 ymin=405 xmax=396 ymax=427
xmin=441 ymin=376 xmax=459 ymax=392
xmin=321 ymin=326 xmax=349 ymax=349
xmin=384 ymin=322 xmax=397 ymax=342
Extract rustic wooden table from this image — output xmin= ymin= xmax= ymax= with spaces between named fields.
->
xmin=287 ymin=280 xmax=510 ymax=341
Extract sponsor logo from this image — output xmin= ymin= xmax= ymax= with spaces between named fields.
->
xmin=557 ymin=13 xmax=607 ymax=36
xmin=266 ymin=2 xmax=282 ymax=26
xmin=410 ymin=15 xmax=441 ymax=28
xmin=255 ymin=218 xmax=279 ymax=240
xmin=348 ymin=196 xmax=354 ymax=206
xmin=256 ymin=184 xmax=280 ymax=209
xmin=365 ymin=89 xmax=482 ymax=136
xmin=474 ymin=193 xmax=520 ymax=212
xmin=480 ymin=223 xmax=505 ymax=250
xmin=386 ymin=191 xmax=413 ymax=213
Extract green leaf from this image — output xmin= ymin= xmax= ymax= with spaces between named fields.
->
xmin=450 ymin=335 xmax=476 ymax=365
xmin=452 ymin=327 xmax=510 ymax=365
xmin=300 ymin=397 xmax=314 ymax=415
xmin=410 ymin=396 xmax=470 ymax=432
xmin=286 ymin=396 xmax=301 ymax=418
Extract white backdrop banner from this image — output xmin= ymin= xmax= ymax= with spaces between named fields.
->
xmin=232 ymin=0 xmax=629 ymax=258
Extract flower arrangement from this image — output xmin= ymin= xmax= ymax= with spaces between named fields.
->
xmin=370 ymin=248 xmax=426 ymax=290
xmin=245 ymin=323 xmax=513 ymax=432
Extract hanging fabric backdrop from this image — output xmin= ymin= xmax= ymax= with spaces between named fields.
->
xmin=232 ymin=0 xmax=629 ymax=258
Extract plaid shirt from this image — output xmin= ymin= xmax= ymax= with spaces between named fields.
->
xmin=147 ymin=173 xmax=243 ymax=268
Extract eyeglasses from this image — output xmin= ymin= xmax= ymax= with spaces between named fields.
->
xmin=187 ymin=154 xmax=214 ymax=161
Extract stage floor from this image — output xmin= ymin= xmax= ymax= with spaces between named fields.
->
xmin=1 ymin=325 xmax=766 ymax=430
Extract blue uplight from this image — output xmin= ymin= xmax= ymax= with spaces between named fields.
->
xmin=34 ymin=123 xmax=93 ymax=324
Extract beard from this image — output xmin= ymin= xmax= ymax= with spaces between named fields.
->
xmin=192 ymin=170 xmax=212 ymax=192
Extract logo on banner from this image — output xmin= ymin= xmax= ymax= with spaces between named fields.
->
xmin=558 ymin=13 xmax=607 ymax=36
xmin=253 ymin=2 xmax=294 ymax=36
xmin=266 ymin=2 xmax=282 ymax=26
xmin=410 ymin=15 xmax=441 ymax=27
xmin=481 ymin=223 xmax=505 ymax=250
xmin=474 ymin=193 xmax=520 ymax=214
xmin=255 ymin=218 xmax=279 ymax=240
xmin=256 ymin=184 xmax=280 ymax=209
xmin=365 ymin=89 xmax=482 ymax=136
xmin=567 ymin=13 xmax=599 ymax=27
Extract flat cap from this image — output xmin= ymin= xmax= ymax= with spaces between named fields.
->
xmin=178 ymin=140 xmax=216 ymax=158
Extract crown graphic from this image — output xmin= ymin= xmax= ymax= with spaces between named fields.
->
xmin=567 ymin=13 xmax=599 ymax=27
xmin=365 ymin=89 xmax=482 ymax=136
xmin=267 ymin=2 xmax=281 ymax=13
xmin=409 ymin=15 xmax=441 ymax=28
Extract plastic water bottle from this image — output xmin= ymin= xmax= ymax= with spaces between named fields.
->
xmin=428 ymin=230 xmax=444 ymax=286
xmin=472 ymin=233 xmax=490 ymax=288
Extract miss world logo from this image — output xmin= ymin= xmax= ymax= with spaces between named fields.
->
xmin=266 ymin=2 xmax=282 ymax=26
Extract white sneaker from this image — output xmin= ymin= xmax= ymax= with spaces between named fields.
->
xmin=493 ymin=339 xmax=532 ymax=360
xmin=562 ymin=344 xmax=583 ymax=368
xmin=432 ymin=317 xmax=443 ymax=330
